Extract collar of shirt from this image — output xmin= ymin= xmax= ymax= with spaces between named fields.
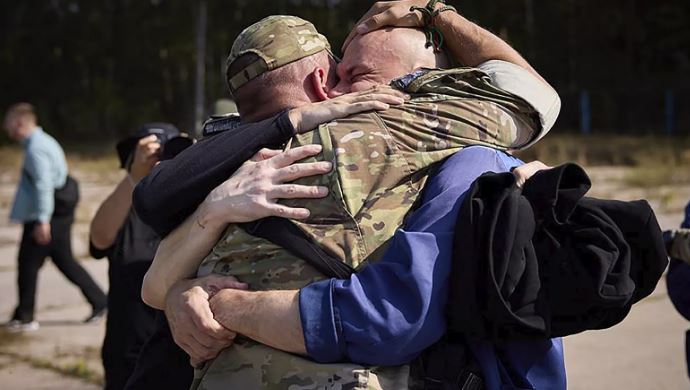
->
xmin=21 ymin=126 xmax=43 ymax=147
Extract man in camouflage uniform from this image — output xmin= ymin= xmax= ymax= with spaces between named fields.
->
xmin=154 ymin=13 xmax=558 ymax=390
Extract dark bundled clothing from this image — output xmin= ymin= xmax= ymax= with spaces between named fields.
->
xmin=133 ymin=112 xmax=295 ymax=237
xmin=448 ymin=163 xmax=668 ymax=341
xmin=124 ymin=312 xmax=194 ymax=390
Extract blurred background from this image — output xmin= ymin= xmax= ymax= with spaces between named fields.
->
xmin=1 ymin=0 xmax=689 ymax=142
xmin=1 ymin=1 xmax=690 ymax=389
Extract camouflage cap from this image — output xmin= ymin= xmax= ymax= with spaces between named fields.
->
xmin=226 ymin=15 xmax=331 ymax=93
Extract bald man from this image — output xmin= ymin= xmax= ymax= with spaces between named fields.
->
xmin=137 ymin=7 xmax=560 ymax=390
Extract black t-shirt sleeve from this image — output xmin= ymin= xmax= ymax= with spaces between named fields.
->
xmin=89 ymin=240 xmax=113 ymax=260
xmin=133 ymin=111 xmax=295 ymax=237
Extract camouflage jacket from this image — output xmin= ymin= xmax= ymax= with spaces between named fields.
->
xmin=193 ymin=67 xmax=540 ymax=390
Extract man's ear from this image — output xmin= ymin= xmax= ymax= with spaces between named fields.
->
xmin=308 ymin=67 xmax=330 ymax=102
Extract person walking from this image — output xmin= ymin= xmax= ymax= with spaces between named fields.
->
xmin=3 ymin=102 xmax=107 ymax=332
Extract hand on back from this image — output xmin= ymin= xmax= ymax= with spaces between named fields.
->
xmin=289 ymin=85 xmax=409 ymax=133
xmin=202 ymin=145 xmax=332 ymax=226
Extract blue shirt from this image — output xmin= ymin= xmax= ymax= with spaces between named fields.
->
xmin=10 ymin=127 xmax=68 ymax=223
xmin=299 ymin=146 xmax=566 ymax=389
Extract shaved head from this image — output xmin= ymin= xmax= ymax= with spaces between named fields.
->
xmin=332 ymin=28 xmax=450 ymax=94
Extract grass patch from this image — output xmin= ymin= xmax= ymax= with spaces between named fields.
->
xmin=60 ymin=359 xmax=102 ymax=383
xmin=0 ymin=146 xmax=23 ymax=172
xmin=623 ymin=164 xmax=690 ymax=188
xmin=4 ymin=133 xmax=690 ymax=189
xmin=0 ymin=351 xmax=103 ymax=385
xmin=513 ymin=133 xmax=690 ymax=189
xmin=0 ymin=330 xmax=31 ymax=348
xmin=0 ymin=329 xmax=103 ymax=384
xmin=514 ymin=134 xmax=690 ymax=167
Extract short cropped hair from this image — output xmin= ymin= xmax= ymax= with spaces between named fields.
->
xmin=228 ymin=51 xmax=332 ymax=118
xmin=5 ymin=102 xmax=37 ymax=123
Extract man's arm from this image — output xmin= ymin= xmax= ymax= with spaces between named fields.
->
xmin=89 ymin=177 xmax=135 ymax=250
xmin=209 ymin=289 xmax=306 ymax=355
xmin=204 ymin=150 xmax=544 ymax=365
xmin=146 ymin=145 xmax=333 ymax=365
xmin=433 ymin=7 xmax=561 ymax=142
xmin=141 ymin=206 xmax=226 ymax=309
xmin=141 ymin=144 xmax=332 ymax=309
xmin=434 ymin=10 xmax=546 ymax=83
xmin=343 ymin=1 xmax=546 ymax=84
xmin=134 ymin=113 xmax=296 ymax=238
xmin=343 ymin=1 xmax=560 ymax=145
xmin=25 ymin=149 xmax=55 ymax=245
xmin=25 ymin=149 xmax=54 ymax=223
xmin=134 ymin=87 xmax=408 ymax=237
xmin=90 ymin=136 xmax=159 ymax=250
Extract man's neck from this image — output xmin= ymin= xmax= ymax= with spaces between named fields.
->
xmin=238 ymin=84 xmax=313 ymax=123
xmin=19 ymin=125 xmax=38 ymax=144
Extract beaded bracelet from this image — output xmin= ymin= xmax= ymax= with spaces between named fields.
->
xmin=410 ymin=0 xmax=457 ymax=52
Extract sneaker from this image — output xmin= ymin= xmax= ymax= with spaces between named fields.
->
xmin=4 ymin=319 xmax=40 ymax=333
xmin=84 ymin=306 xmax=107 ymax=324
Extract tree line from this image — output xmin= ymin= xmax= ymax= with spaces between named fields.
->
xmin=1 ymin=0 xmax=688 ymax=144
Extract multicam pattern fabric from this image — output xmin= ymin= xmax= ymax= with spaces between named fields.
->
xmin=193 ymin=68 xmax=540 ymax=390
xmin=226 ymin=15 xmax=331 ymax=92
xmin=195 ymin=339 xmax=410 ymax=390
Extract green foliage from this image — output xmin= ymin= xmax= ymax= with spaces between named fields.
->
xmin=1 ymin=0 xmax=689 ymax=144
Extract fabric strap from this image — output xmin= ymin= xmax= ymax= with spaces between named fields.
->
xmin=228 ymin=59 xmax=269 ymax=92
xmin=241 ymin=217 xmax=356 ymax=279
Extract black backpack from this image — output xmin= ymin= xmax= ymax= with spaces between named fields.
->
xmin=53 ymin=175 xmax=79 ymax=218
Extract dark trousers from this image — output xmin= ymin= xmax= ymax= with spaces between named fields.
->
xmin=13 ymin=218 xmax=107 ymax=322
xmin=124 ymin=311 xmax=194 ymax=390
xmin=103 ymin=262 xmax=158 ymax=390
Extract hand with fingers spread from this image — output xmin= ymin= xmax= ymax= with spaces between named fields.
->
xmin=165 ymin=274 xmax=249 ymax=367
xmin=200 ymin=144 xmax=333 ymax=227
xmin=288 ymin=85 xmax=409 ymax=133
xmin=130 ymin=135 xmax=161 ymax=183
xmin=343 ymin=0 xmax=440 ymax=51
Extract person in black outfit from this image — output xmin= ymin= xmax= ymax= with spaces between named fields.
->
xmin=89 ymin=123 xmax=193 ymax=390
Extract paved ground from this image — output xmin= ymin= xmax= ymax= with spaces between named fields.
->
xmin=0 ymin=175 xmax=110 ymax=389
xmin=0 ymin=166 xmax=688 ymax=389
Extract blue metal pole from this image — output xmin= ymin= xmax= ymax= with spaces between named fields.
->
xmin=580 ymin=90 xmax=591 ymax=134
xmin=665 ymin=89 xmax=675 ymax=135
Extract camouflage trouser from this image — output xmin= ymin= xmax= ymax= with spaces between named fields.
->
xmin=190 ymin=338 xmax=409 ymax=390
